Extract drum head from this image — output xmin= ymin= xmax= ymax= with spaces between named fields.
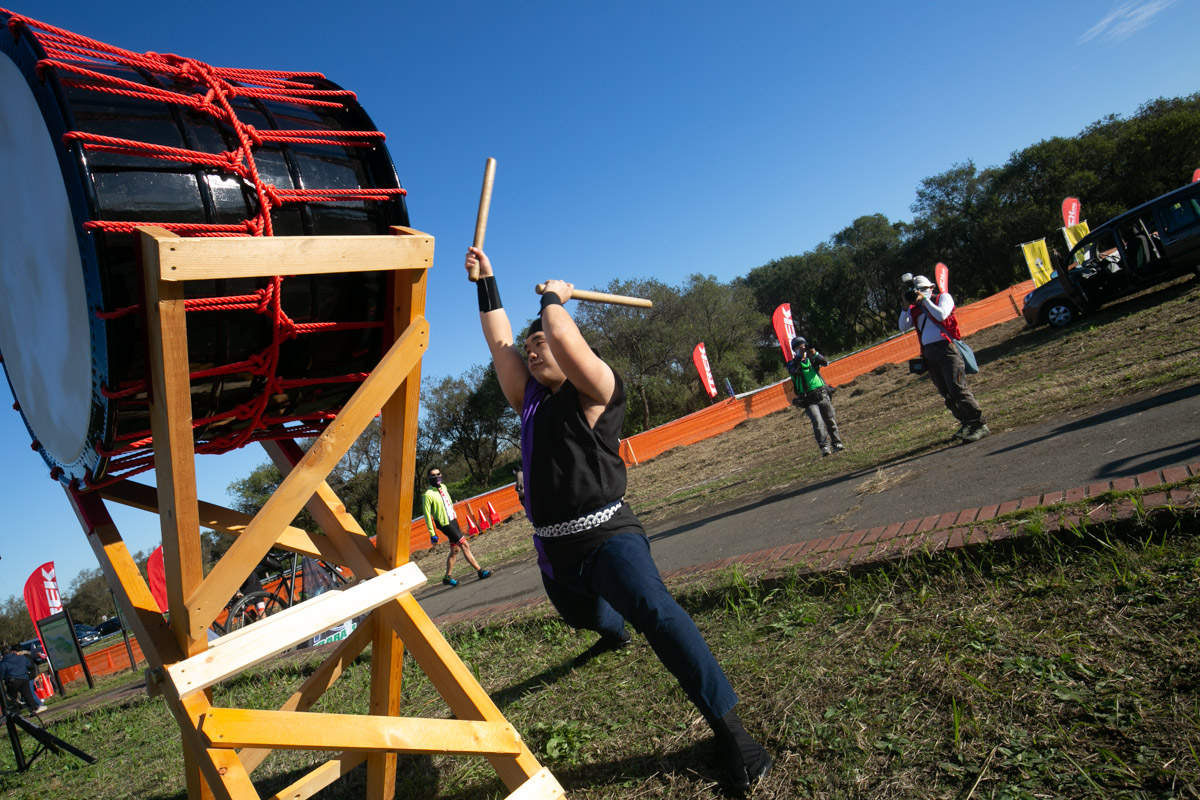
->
xmin=0 ymin=12 xmax=410 ymax=488
xmin=0 ymin=53 xmax=95 ymax=474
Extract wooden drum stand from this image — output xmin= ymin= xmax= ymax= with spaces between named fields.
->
xmin=65 ymin=226 xmax=564 ymax=800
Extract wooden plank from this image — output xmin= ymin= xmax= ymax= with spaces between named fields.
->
xmin=69 ymin=489 xmax=182 ymax=673
xmin=168 ymin=564 xmax=425 ymax=697
xmin=186 ymin=316 xmax=428 ymax=638
xmin=140 ymin=226 xmax=206 ymax=657
xmin=175 ymin=693 xmax=262 ymax=800
xmin=375 ymin=231 xmax=429 ymax=570
xmin=201 ymin=709 xmax=521 ymax=756
xmin=263 ymin=441 xmax=392 ymax=581
xmin=369 ymin=230 xmax=429 ymax=800
xmin=264 ymin=753 xmax=368 ymax=800
xmin=98 ymin=480 xmax=345 ymax=565
xmin=141 ymin=229 xmax=434 ymax=281
xmin=239 ymin=622 xmax=372 ymax=773
xmin=388 ymin=593 xmax=546 ymax=788
xmin=505 ymin=767 xmax=567 ymax=800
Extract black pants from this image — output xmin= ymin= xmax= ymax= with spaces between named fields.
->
xmin=4 ymin=677 xmax=40 ymax=711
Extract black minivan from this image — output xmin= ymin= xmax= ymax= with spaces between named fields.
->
xmin=1022 ymin=181 xmax=1200 ymax=327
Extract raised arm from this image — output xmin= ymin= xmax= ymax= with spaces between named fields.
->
xmin=466 ymin=247 xmax=530 ymax=412
xmin=538 ymin=279 xmax=616 ymax=407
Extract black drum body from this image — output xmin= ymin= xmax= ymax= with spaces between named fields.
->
xmin=0 ymin=11 xmax=410 ymax=488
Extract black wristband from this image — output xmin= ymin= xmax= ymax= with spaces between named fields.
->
xmin=477 ymin=276 xmax=502 ymax=313
xmin=539 ymin=291 xmax=563 ymax=312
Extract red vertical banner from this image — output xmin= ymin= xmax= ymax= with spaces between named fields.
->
xmin=934 ymin=262 xmax=949 ymax=295
xmin=1062 ymin=196 xmax=1081 ymax=227
xmin=23 ymin=561 xmax=63 ymax=651
xmin=147 ymin=545 xmax=169 ymax=614
xmin=771 ymin=303 xmax=796 ymax=362
xmin=692 ymin=343 xmax=718 ymax=399
xmin=1192 ymin=168 xmax=1200 ymax=183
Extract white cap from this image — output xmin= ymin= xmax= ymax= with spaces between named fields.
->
xmin=913 ymin=275 xmax=935 ymax=290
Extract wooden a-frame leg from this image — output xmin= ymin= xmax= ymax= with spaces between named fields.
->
xmin=367 ymin=243 xmax=426 ymax=799
xmin=69 ymin=489 xmax=261 ymax=800
xmin=142 ymin=228 xmax=216 ymax=799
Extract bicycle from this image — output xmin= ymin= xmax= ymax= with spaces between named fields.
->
xmin=210 ymin=553 xmax=350 ymax=636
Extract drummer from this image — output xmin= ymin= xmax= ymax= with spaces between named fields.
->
xmin=464 ymin=246 xmax=772 ymax=793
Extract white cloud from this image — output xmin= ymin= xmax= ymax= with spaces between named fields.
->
xmin=1079 ymin=0 xmax=1179 ymax=43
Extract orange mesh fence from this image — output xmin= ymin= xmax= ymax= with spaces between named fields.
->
xmin=617 ymin=281 xmax=1033 ymax=465
xmin=57 ymin=636 xmax=147 ymax=684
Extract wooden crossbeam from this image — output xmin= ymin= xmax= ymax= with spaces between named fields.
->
xmin=201 ymin=709 xmax=522 ymax=756
xmin=263 ymin=753 xmax=367 ymax=800
xmin=186 ymin=314 xmax=429 ymax=639
xmin=239 ymin=622 xmax=373 ymax=773
xmin=97 ymin=480 xmax=346 ymax=565
xmin=168 ymin=563 xmax=424 ymax=697
xmin=146 ymin=227 xmax=433 ymax=281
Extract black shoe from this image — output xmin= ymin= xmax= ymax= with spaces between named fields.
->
xmin=711 ymin=710 xmax=772 ymax=794
xmin=572 ymin=630 xmax=632 ymax=667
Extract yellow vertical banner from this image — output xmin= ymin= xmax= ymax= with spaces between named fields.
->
xmin=1020 ymin=239 xmax=1054 ymax=287
xmin=1062 ymin=221 xmax=1091 ymax=262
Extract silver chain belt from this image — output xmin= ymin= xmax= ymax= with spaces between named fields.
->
xmin=534 ymin=499 xmax=625 ymax=539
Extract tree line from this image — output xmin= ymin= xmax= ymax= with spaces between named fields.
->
xmin=4 ymin=94 xmax=1199 ymax=637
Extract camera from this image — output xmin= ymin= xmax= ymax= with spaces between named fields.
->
xmin=900 ymin=272 xmax=922 ymax=304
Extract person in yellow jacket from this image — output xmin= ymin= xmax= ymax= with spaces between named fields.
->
xmin=422 ymin=468 xmax=493 ymax=586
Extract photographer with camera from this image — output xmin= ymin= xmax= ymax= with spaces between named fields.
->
xmin=899 ymin=274 xmax=989 ymax=442
xmin=1 ymin=643 xmax=47 ymax=715
xmin=786 ymin=336 xmax=844 ymax=456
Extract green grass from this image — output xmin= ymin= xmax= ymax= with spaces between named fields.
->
xmin=3 ymin=505 xmax=1199 ymax=799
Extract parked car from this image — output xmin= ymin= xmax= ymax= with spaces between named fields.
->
xmin=73 ymin=623 xmax=101 ymax=647
xmin=94 ymin=618 xmax=123 ymax=639
xmin=1023 ymin=181 xmax=1200 ymax=327
xmin=17 ymin=638 xmax=46 ymax=664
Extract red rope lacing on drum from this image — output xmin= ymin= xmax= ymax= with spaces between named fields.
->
xmin=3 ymin=11 xmax=406 ymax=491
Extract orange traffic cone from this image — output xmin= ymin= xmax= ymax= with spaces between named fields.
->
xmin=476 ymin=508 xmax=491 ymax=531
xmin=487 ymin=501 xmax=501 ymax=525
xmin=33 ymin=673 xmax=54 ymax=699
xmin=464 ymin=507 xmax=479 ymax=536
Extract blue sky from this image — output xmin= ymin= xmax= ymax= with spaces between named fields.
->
xmin=0 ymin=0 xmax=1195 ymax=603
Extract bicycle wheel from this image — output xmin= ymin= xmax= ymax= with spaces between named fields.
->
xmin=225 ymin=591 xmax=285 ymax=632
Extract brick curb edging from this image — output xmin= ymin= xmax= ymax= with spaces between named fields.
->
xmin=430 ymin=463 xmax=1200 ymax=628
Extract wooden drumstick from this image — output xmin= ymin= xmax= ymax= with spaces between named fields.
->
xmin=468 ymin=157 xmax=497 ymax=282
xmin=536 ymin=284 xmax=653 ymax=309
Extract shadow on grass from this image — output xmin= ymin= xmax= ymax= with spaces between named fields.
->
xmin=431 ymin=738 xmax=736 ymax=800
xmin=490 ymin=655 xmax=581 ymax=711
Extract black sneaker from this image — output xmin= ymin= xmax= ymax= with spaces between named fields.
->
xmin=477 ymin=569 xmax=492 ymax=579
xmin=711 ymin=710 xmax=772 ymax=794
xmin=572 ymin=630 xmax=632 ymax=667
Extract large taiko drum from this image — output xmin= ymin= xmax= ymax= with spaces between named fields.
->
xmin=0 ymin=11 xmax=410 ymax=489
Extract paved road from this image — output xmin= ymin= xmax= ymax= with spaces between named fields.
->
xmin=415 ymin=382 xmax=1200 ymax=622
